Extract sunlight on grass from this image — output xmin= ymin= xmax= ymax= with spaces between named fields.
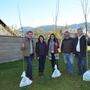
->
xmin=0 ymin=55 xmax=90 ymax=90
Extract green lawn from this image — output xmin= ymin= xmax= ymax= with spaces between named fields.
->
xmin=0 ymin=54 xmax=90 ymax=90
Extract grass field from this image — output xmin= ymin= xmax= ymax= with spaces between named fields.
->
xmin=0 ymin=54 xmax=90 ymax=90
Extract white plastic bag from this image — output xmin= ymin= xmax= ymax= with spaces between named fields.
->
xmin=21 ymin=71 xmax=26 ymax=77
xmin=52 ymin=65 xmax=61 ymax=78
xmin=83 ymin=70 xmax=90 ymax=81
xmin=19 ymin=71 xmax=32 ymax=87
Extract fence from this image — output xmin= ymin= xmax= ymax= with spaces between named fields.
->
xmin=0 ymin=35 xmax=23 ymax=63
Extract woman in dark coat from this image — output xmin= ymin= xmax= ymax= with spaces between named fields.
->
xmin=35 ymin=35 xmax=47 ymax=76
xmin=48 ymin=33 xmax=59 ymax=71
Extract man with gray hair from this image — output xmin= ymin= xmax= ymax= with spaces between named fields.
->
xmin=74 ymin=28 xmax=87 ymax=75
xmin=61 ymin=31 xmax=74 ymax=74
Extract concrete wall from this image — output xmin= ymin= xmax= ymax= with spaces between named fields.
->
xmin=0 ymin=36 xmax=23 ymax=63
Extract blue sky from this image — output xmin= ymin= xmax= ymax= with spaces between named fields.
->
xmin=0 ymin=0 xmax=90 ymax=28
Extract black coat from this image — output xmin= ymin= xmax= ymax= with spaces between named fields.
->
xmin=35 ymin=41 xmax=47 ymax=57
xmin=73 ymin=35 xmax=86 ymax=57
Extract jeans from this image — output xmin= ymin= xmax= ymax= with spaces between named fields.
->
xmin=24 ymin=55 xmax=33 ymax=79
xmin=64 ymin=53 xmax=73 ymax=74
xmin=38 ymin=55 xmax=46 ymax=74
xmin=76 ymin=53 xmax=86 ymax=75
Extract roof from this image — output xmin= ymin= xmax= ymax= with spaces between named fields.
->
xmin=0 ymin=19 xmax=17 ymax=36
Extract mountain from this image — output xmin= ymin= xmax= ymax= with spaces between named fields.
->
xmin=18 ymin=22 xmax=90 ymax=33
xmin=34 ymin=22 xmax=90 ymax=32
xmin=68 ymin=22 xmax=90 ymax=30
xmin=35 ymin=25 xmax=55 ymax=32
xmin=34 ymin=25 xmax=62 ymax=32
xmin=19 ymin=26 xmax=34 ymax=34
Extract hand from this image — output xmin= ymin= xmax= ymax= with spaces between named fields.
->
xmin=21 ymin=43 xmax=25 ymax=50
xmin=73 ymin=54 xmax=75 ymax=57
xmin=37 ymin=57 xmax=39 ymax=59
xmin=71 ymin=53 xmax=75 ymax=56
xmin=46 ymin=56 xmax=49 ymax=59
xmin=22 ymin=43 xmax=25 ymax=48
xmin=36 ymin=56 xmax=39 ymax=60
xmin=51 ymin=51 xmax=54 ymax=53
xmin=55 ymin=43 xmax=58 ymax=46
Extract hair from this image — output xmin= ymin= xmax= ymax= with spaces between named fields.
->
xmin=77 ymin=27 xmax=83 ymax=31
xmin=38 ymin=35 xmax=45 ymax=42
xmin=48 ymin=33 xmax=57 ymax=42
xmin=64 ymin=31 xmax=70 ymax=37
xmin=26 ymin=31 xmax=33 ymax=34
xmin=64 ymin=31 xmax=69 ymax=34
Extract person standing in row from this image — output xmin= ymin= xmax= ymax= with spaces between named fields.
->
xmin=61 ymin=31 xmax=74 ymax=74
xmin=74 ymin=28 xmax=87 ymax=75
xmin=36 ymin=35 xmax=47 ymax=76
xmin=21 ymin=31 xmax=34 ymax=80
xmin=48 ymin=33 xmax=60 ymax=72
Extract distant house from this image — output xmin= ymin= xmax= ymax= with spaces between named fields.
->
xmin=0 ymin=19 xmax=18 ymax=36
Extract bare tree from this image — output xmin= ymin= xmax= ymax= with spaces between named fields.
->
xmin=80 ymin=0 xmax=89 ymax=69
xmin=54 ymin=0 xmax=60 ymax=31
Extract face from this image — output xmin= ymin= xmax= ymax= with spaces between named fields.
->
xmin=64 ymin=32 xmax=70 ymax=38
xmin=77 ymin=30 xmax=83 ymax=36
xmin=26 ymin=32 xmax=33 ymax=39
xmin=51 ymin=35 xmax=54 ymax=40
xmin=40 ymin=37 xmax=44 ymax=42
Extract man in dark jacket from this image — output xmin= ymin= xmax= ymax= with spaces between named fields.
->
xmin=74 ymin=28 xmax=87 ymax=75
xmin=61 ymin=31 xmax=74 ymax=74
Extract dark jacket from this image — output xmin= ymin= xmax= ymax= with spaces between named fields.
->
xmin=61 ymin=37 xmax=74 ymax=53
xmin=48 ymin=38 xmax=59 ymax=54
xmin=73 ymin=35 xmax=86 ymax=57
xmin=35 ymin=41 xmax=47 ymax=57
